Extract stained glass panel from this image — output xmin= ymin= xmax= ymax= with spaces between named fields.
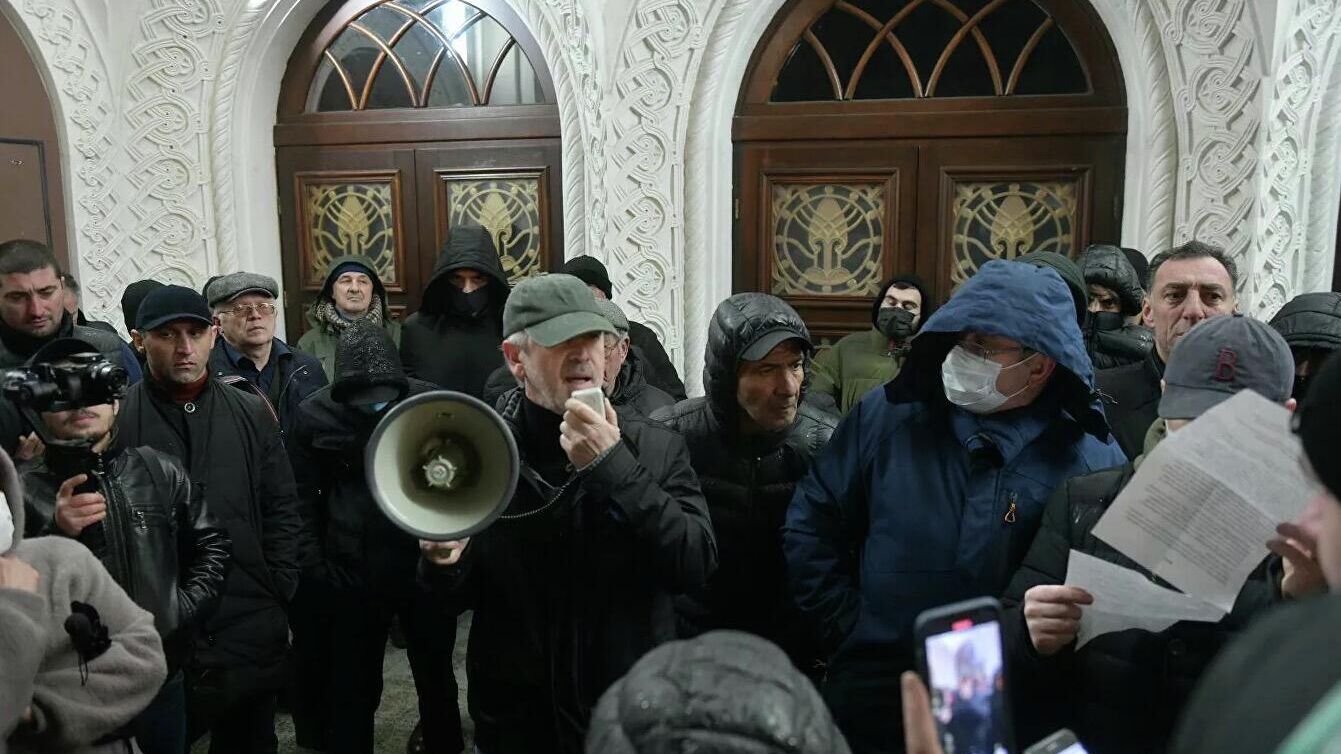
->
xmin=950 ymin=179 xmax=1078 ymax=287
xmin=770 ymin=182 xmax=885 ymax=297
xmin=445 ymin=177 xmax=543 ymax=283
xmin=300 ymin=177 xmax=401 ymax=289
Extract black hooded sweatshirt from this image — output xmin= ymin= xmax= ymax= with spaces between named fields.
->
xmin=399 ymin=227 xmax=510 ymax=398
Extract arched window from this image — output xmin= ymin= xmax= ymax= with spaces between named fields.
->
xmin=735 ymin=0 xmax=1126 ymax=341
xmin=276 ymin=0 xmax=560 ymax=334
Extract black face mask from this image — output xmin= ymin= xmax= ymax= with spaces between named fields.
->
xmin=1087 ymin=310 xmax=1126 ymax=332
xmin=876 ymin=307 xmax=916 ymax=342
xmin=449 ymin=286 xmax=491 ymax=318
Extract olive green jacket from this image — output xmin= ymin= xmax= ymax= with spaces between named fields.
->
xmin=296 ymin=306 xmax=402 ymax=381
xmin=810 ymin=328 xmax=907 ymax=415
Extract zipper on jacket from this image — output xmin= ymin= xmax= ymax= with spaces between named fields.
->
xmin=95 ymin=456 xmax=134 ymax=587
xmin=1003 ymin=491 xmax=1018 ymax=524
xmin=276 ymin=362 xmax=310 ymax=412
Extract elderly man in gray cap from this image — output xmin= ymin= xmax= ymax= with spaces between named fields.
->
xmin=205 ymin=272 xmax=326 ymax=440
xmin=420 ymin=273 xmax=716 ymax=754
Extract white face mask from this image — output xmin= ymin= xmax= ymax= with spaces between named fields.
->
xmin=0 ymin=493 xmax=13 ymax=553
xmin=941 ymin=345 xmax=1036 ymax=414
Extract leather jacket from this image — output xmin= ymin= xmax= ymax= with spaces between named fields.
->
xmin=23 ymin=445 xmax=232 ymax=672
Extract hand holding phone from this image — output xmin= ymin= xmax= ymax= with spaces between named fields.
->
xmin=915 ymin=597 xmax=1015 ymax=754
xmin=561 ymin=387 xmax=619 ymax=469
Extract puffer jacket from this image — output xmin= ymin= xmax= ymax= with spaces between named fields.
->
xmin=1002 ymin=431 xmax=1281 ymax=753
xmin=784 ymin=260 xmax=1126 ymax=753
xmin=608 ymin=350 xmax=674 ymax=417
xmin=1085 ymin=312 xmax=1155 ymax=370
xmin=0 ymin=311 xmax=142 ymax=383
xmin=22 ymin=446 xmax=231 ymax=673
xmin=400 ymin=227 xmax=510 ymax=398
xmin=652 ymin=293 xmax=836 ymax=672
xmin=585 ymin=630 xmax=851 ymax=754
xmin=423 ymin=387 xmax=716 ymax=754
xmin=1081 ymin=244 xmax=1146 ymax=316
xmin=1271 ymin=292 xmax=1341 ymax=349
xmin=295 ymin=254 xmax=403 ymax=380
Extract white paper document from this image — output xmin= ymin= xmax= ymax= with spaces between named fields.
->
xmin=1091 ymin=391 xmax=1317 ymax=612
xmin=1065 ymin=551 xmax=1225 ymax=647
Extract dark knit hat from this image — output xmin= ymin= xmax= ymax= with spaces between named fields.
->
xmin=558 ymin=255 xmax=613 ymax=300
xmin=1295 ymin=351 xmax=1341 ymax=500
xmin=121 ymin=280 xmax=165 ymax=333
xmin=332 ymin=320 xmax=408 ymax=406
xmin=1018 ymin=251 xmax=1088 ymax=326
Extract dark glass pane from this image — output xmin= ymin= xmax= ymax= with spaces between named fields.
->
xmin=367 ymin=63 xmax=416 ymax=108
xmin=897 ymin=2 xmax=962 ymax=89
xmin=773 ymin=37 xmax=838 ymax=102
xmin=424 ymin=59 xmax=474 ymax=106
xmin=852 ymin=37 xmax=917 ymax=99
xmin=313 ymin=57 xmax=355 ymax=111
xmin=931 ymin=25 xmax=998 ymax=97
xmin=810 ymin=7 xmax=876 ymax=92
xmin=484 ymin=43 xmax=544 ymax=105
xmin=977 ymin=0 xmax=1047 ymax=78
xmin=1013 ymin=25 xmax=1088 ymax=95
xmin=393 ymin=22 xmax=440 ymax=96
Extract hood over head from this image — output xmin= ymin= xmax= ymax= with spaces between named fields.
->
xmin=870 ymin=273 xmax=935 ymax=331
xmin=586 ymin=630 xmax=851 ymax=754
xmin=1080 ymin=243 xmax=1146 ymax=316
xmin=332 ymin=319 xmax=408 ymax=406
xmin=419 ymin=226 xmax=510 ymax=318
xmin=890 ymin=259 xmax=1109 ymax=439
xmin=317 ymin=255 xmax=391 ymax=320
xmin=0 ymin=448 xmax=23 ymax=555
xmin=1270 ymin=292 xmax=1341 ymax=352
xmin=702 ymin=293 xmax=812 ymax=422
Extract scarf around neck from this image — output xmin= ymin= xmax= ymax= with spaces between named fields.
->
xmin=318 ymin=293 xmax=383 ymax=334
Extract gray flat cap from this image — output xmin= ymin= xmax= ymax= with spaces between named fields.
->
xmin=595 ymin=298 xmax=630 ymax=335
xmin=206 ymin=272 xmax=279 ymax=308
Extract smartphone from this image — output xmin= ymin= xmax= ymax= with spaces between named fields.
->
xmin=1024 ymin=729 xmax=1088 ymax=754
xmin=570 ymin=386 xmax=606 ymax=415
xmin=914 ymin=597 xmax=1015 ymax=754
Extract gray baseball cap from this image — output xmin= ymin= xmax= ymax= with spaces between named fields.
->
xmin=503 ymin=274 xmax=615 ymax=347
xmin=1159 ymin=314 xmax=1295 ymax=420
xmin=595 ymin=299 xmax=630 ymax=335
xmin=205 ymin=272 xmax=279 ymax=308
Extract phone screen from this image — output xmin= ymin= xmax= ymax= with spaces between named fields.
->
xmin=924 ymin=616 xmax=1010 ymax=754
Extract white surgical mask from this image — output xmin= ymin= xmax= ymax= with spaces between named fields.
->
xmin=941 ymin=345 xmax=1036 ymax=414
xmin=0 ymin=493 xmax=13 ymax=553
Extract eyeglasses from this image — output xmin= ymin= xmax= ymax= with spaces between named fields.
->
xmin=220 ymin=302 xmax=278 ymax=318
xmin=957 ymin=340 xmax=1023 ymax=360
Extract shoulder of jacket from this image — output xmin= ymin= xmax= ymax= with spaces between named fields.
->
xmin=619 ymin=408 xmax=684 ymax=444
xmin=796 ymin=402 xmax=839 ymax=430
xmin=649 ymin=397 xmax=709 ymax=426
xmin=126 ymin=445 xmax=188 ymax=477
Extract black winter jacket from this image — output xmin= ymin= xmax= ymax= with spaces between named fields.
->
xmin=1080 ymin=244 xmax=1146 ymax=315
xmin=1270 ymin=291 xmax=1341 ymax=352
xmin=1085 ymin=314 xmax=1155 ymax=370
xmin=116 ymin=378 xmax=304 ymax=668
xmin=626 ymin=320 xmax=686 ymax=401
xmin=0 ymin=311 xmax=141 ymax=380
xmin=289 ymin=377 xmax=439 ymax=594
xmin=209 ymin=338 xmax=326 ymax=442
xmin=651 ymin=292 xmax=835 ymax=671
xmin=607 ymin=350 xmax=674 ymax=418
xmin=1095 ymin=348 xmax=1163 ymax=459
xmin=400 ymin=228 xmax=509 ymax=398
xmin=23 ymin=446 xmax=231 ymax=673
xmin=1002 ymin=462 xmax=1282 ymax=754
xmin=424 ymin=388 xmax=717 ymax=754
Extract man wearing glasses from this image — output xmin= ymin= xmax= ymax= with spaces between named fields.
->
xmin=205 ymin=272 xmax=327 ymax=441
xmin=784 ymin=259 xmax=1126 ymax=754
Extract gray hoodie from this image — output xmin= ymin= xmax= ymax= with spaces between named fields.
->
xmin=0 ymin=448 xmax=166 ymax=754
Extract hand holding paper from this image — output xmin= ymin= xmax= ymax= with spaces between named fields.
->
xmin=1064 ymin=551 xmax=1225 ymax=648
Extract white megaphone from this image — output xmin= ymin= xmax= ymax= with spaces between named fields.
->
xmin=365 ymin=391 xmax=520 ymax=541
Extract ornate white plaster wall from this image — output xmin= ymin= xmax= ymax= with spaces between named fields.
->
xmin=7 ymin=0 xmax=1341 ymax=385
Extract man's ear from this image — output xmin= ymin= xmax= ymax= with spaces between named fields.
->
xmin=1030 ymin=355 xmax=1057 ymax=386
xmin=130 ymin=330 xmax=144 ymax=351
xmin=501 ymin=340 xmax=526 ymax=382
xmin=1141 ymin=296 xmax=1155 ymax=328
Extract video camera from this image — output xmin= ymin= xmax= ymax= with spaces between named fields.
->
xmin=1 ymin=352 xmax=128 ymax=413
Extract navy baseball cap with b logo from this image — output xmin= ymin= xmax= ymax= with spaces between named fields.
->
xmin=1158 ymin=314 xmax=1295 ymax=420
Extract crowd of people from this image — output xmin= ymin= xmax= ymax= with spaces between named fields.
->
xmin=0 ymin=230 xmax=1339 ymax=754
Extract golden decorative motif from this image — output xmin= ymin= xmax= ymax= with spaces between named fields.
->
xmin=302 ymin=180 xmax=399 ymax=287
xmin=771 ymin=183 xmax=884 ymax=297
xmin=950 ymin=180 xmax=1077 ymax=287
xmin=446 ymin=178 xmax=542 ymax=282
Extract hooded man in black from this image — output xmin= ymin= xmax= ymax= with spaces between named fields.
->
xmin=1079 ymin=244 xmax=1155 ymax=369
xmin=400 ymin=227 xmax=510 ymax=398
xmin=1269 ymin=291 xmax=1341 ymax=401
xmin=290 ymin=321 xmax=463 ymax=754
xmin=652 ymin=294 xmax=836 ymax=677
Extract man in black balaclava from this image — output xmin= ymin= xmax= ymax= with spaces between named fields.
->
xmin=290 ymin=320 xmax=463 ymax=754
xmin=400 ymin=227 xmax=510 ymax=398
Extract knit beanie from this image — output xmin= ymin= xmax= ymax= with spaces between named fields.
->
xmin=559 ymin=256 xmax=613 ymax=300
xmin=331 ymin=319 xmax=408 ymax=406
xmin=1296 ymin=351 xmax=1341 ymax=499
xmin=1018 ymin=251 xmax=1088 ymax=326
xmin=121 ymin=280 xmax=166 ymax=333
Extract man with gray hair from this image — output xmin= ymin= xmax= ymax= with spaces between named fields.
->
xmin=205 ymin=272 xmax=326 ymax=440
xmin=593 ymin=298 xmax=675 ymax=417
xmin=420 ymin=273 xmax=716 ymax=754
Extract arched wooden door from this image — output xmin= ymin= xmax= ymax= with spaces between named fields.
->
xmin=735 ymin=0 xmax=1126 ymax=342
xmin=275 ymin=0 xmax=562 ymax=336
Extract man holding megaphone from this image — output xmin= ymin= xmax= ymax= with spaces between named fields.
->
xmin=420 ymin=273 xmax=718 ymax=754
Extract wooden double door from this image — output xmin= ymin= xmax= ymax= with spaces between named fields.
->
xmin=276 ymin=139 xmax=561 ymax=337
xmin=736 ymin=135 xmax=1124 ymax=343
